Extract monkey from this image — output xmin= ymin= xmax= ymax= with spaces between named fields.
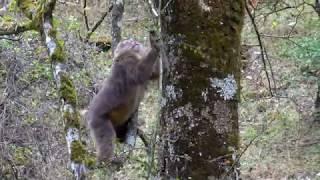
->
xmin=87 ymin=31 xmax=160 ymax=162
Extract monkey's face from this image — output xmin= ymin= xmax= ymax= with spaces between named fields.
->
xmin=114 ymin=39 xmax=149 ymax=60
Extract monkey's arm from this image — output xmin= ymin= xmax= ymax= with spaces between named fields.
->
xmin=134 ymin=31 xmax=160 ymax=83
xmin=136 ymin=48 xmax=159 ymax=82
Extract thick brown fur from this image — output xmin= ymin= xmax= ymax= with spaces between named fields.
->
xmin=87 ymin=31 xmax=160 ymax=162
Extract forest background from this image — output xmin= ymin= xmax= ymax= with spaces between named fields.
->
xmin=0 ymin=0 xmax=319 ymax=179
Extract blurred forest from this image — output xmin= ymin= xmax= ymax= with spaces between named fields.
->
xmin=0 ymin=0 xmax=319 ymax=179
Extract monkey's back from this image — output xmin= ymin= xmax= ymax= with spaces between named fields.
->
xmin=92 ymin=52 xmax=146 ymax=127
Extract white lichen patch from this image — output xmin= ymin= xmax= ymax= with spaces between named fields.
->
xmin=117 ymin=20 xmax=122 ymax=28
xmin=116 ymin=0 xmax=123 ymax=5
xmin=45 ymin=37 xmax=56 ymax=56
xmin=173 ymin=103 xmax=193 ymax=119
xmin=66 ymin=128 xmax=80 ymax=154
xmin=165 ymin=85 xmax=182 ymax=101
xmin=54 ymin=63 xmax=66 ymax=83
xmin=63 ymin=104 xmax=74 ymax=113
xmin=160 ymin=97 xmax=167 ymax=107
xmin=166 ymin=85 xmax=177 ymax=100
xmin=43 ymin=21 xmax=56 ymax=56
xmin=210 ymin=74 xmax=237 ymax=100
xmin=71 ymin=162 xmax=86 ymax=180
xmin=199 ymin=0 xmax=212 ymax=12
xmin=202 ymin=88 xmax=208 ymax=102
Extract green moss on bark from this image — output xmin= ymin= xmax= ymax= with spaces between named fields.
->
xmin=51 ymin=39 xmax=66 ymax=63
xmin=70 ymin=141 xmax=85 ymax=163
xmin=60 ymin=74 xmax=78 ymax=107
xmin=64 ymin=111 xmax=80 ymax=129
xmin=16 ymin=0 xmax=35 ymax=19
xmin=70 ymin=141 xmax=96 ymax=168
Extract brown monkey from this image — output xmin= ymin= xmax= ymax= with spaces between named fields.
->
xmin=87 ymin=31 xmax=160 ymax=162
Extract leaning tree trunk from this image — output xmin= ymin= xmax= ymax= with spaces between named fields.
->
xmin=159 ymin=0 xmax=244 ymax=179
xmin=1 ymin=1 xmax=93 ymax=179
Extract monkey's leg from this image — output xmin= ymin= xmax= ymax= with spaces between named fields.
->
xmin=125 ymin=112 xmax=151 ymax=154
xmin=124 ymin=110 xmax=138 ymax=147
xmin=89 ymin=118 xmax=116 ymax=162
xmin=114 ymin=120 xmax=130 ymax=143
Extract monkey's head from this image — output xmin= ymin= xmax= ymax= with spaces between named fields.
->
xmin=114 ymin=39 xmax=149 ymax=61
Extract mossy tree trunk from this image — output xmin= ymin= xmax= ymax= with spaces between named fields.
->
xmin=159 ymin=0 xmax=244 ymax=179
xmin=1 ymin=0 xmax=93 ymax=179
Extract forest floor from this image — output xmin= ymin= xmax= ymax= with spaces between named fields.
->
xmin=239 ymin=46 xmax=319 ymax=179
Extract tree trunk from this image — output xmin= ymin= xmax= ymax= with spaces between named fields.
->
xmin=314 ymin=79 xmax=320 ymax=122
xmin=159 ymin=0 xmax=244 ymax=179
xmin=12 ymin=1 xmax=91 ymax=179
xmin=111 ymin=0 xmax=124 ymax=54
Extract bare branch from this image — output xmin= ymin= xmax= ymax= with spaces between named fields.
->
xmin=245 ymin=1 xmax=275 ymax=96
xmin=86 ymin=5 xmax=113 ymax=40
xmin=83 ymin=0 xmax=90 ymax=31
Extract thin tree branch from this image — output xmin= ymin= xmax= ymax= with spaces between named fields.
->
xmin=86 ymin=5 xmax=113 ymax=40
xmin=83 ymin=0 xmax=90 ymax=31
xmin=245 ymin=1 xmax=275 ymax=96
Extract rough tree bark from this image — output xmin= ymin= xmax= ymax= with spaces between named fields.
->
xmin=1 ymin=1 xmax=93 ymax=179
xmin=159 ymin=0 xmax=244 ymax=179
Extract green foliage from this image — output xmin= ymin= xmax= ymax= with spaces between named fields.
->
xmin=52 ymin=17 xmax=62 ymax=29
xmin=23 ymin=29 xmax=39 ymax=39
xmin=66 ymin=16 xmax=81 ymax=31
xmin=70 ymin=141 xmax=86 ymax=163
xmin=0 ymin=39 xmax=15 ymax=49
xmin=279 ymin=18 xmax=320 ymax=75
xmin=12 ymin=146 xmax=32 ymax=166
xmin=28 ymin=60 xmax=52 ymax=81
xmin=51 ymin=39 xmax=66 ymax=62
xmin=281 ymin=37 xmax=320 ymax=62
xmin=243 ymin=126 xmax=257 ymax=141
xmin=60 ymin=74 xmax=78 ymax=106
xmin=8 ymin=0 xmax=17 ymax=11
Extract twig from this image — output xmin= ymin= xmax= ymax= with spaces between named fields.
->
xmin=161 ymin=0 xmax=173 ymax=14
xmin=144 ymin=0 xmax=158 ymax=18
xmin=86 ymin=5 xmax=113 ymax=40
xmin=0 ymin=35 xmax=22 ymax=41
xmin=245 ymin=1 xmax=274 ymax=96
xmin=83 ymin=0 xmax=90 ymax=31
xmin=225 ymin=117 xmax=276 ymax=177
xmin=263 ymin=46 xmax=277 ymax=92
xmin=288 ymin=5 xmax=304 ymax=37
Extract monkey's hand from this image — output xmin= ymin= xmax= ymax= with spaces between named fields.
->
xmin=149 ymin=30 xmax=160 ymax=51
